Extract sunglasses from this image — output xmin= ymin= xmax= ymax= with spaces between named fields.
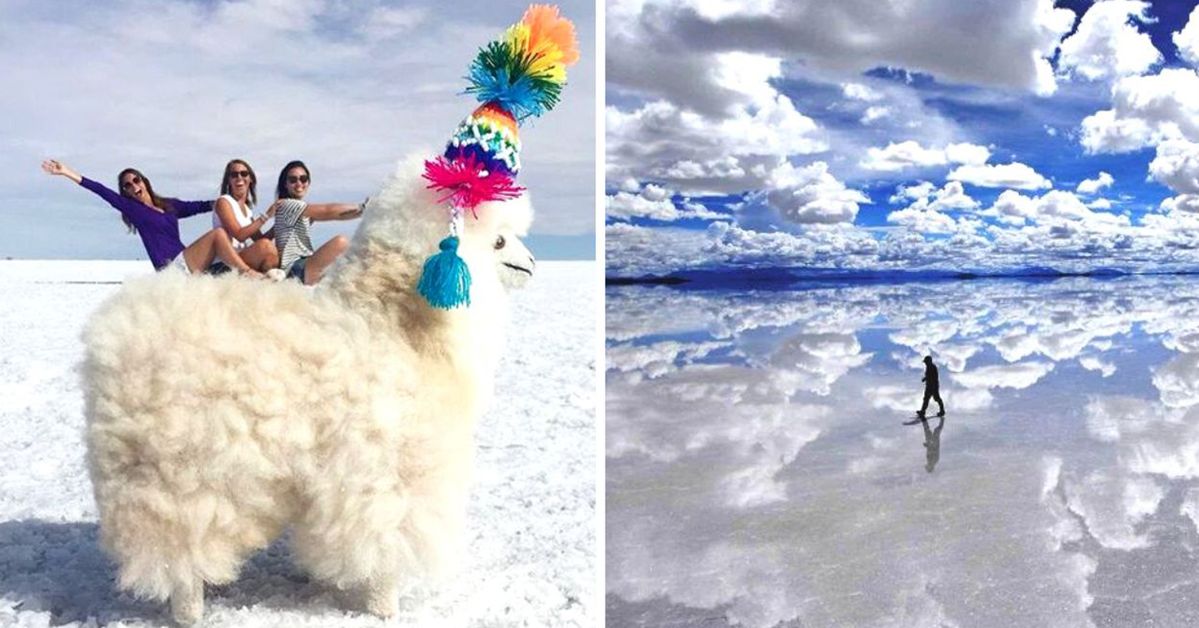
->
xmin=229 ymin=170 xmax=252 ymax=180
xmin=287 ymin=175 xmax=310 ymax=184
xmin=120 ymin=175 xmax=142 ymax=190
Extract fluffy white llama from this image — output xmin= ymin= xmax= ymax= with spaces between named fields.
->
xmin=82 ymin=155 xmax=536 ymax=623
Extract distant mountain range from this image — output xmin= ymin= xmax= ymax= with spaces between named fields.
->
xmin=605 ymin=266 xmax=1159 ymax=288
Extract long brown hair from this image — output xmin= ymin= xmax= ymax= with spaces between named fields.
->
xmin=219 ymin=159 xmax=257 ymax=207
xmin=276 ymin=160 xmax=310 ymax=200
xmin=116 ymin=167 xmax=169 ymax=234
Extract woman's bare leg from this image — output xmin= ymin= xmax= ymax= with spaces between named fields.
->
xmin=303 ymin=235 xmax=349 ymax=285
xmin=240 ymin=238 xmax=279 ymax=271
xmin=182 ymin=228 xmax=263 ymax=277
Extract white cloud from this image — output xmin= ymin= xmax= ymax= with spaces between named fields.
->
xmin=606 ymin=94 xmax=826 ymax=195
xmin=948 ymin=162 xmax=1053 ymax=190
xmin=1061 ymin=469 xmax=1162 ymax=550
xmin=612 ymin=0 xmax=1076 ymax=95
xmin=860 ymin=106 xmax=890 ymax=125
xmin=953 ymin=361 xmax=1055 ymax=390
xmin=605 ymin=222 xmax=719 ymax=275
xmin=886 ymin=206 xmax=958 ymax=234
xmin=1076 ymin=171 xmax=1114 ymax=194
xmin=606 ymin=185 xmax=728 ymax=222
xmin=1057 ymin=0 xmax=1160 ymax=81
xmin=889 ymin=181 xmax=937 ymax=204
xmin=1162 ymin=194 xmax=1199 ymax=214
xmin=1174 ymin=5 xmax=1199 ymax=67
xmin=764 ymin=162 xmax=870 ymax=225
xmin=859 ymin=141 xmax=990 ymax=172
xmin=360 ymin=6 xmax=429 ymax=41
xmin=1153 ymin=353 xmax=1199 ymax=408
xmin=842 ymin=82 xmax=883 ymax=101
xmin=885 ymin=181 xmax=980 ymax=233
xmin=1148 ymin=139 xmax=1199 ymax=195
xmin=924 ymin=180 xmax=979 ymax=211
xmin=1079 ymin=356 xmax=1116 ymax=377
xmin=1148 ymin=139 xmax=1199 ymax=214
xmin=1080 ymin=68 xmax=1199 ymax=153
xmin=704 ymin=221 xmax=880 ymax=268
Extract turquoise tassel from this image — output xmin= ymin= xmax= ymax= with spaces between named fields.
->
xmin=418 ymin=236 xmax=471 ymax=309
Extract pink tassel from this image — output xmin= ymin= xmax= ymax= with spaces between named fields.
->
xmin=423 ymin=155 xmax=524 ymax=215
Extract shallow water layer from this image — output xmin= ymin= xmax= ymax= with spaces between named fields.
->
xmin=606 ymin=276 xmax=1199 ymax=627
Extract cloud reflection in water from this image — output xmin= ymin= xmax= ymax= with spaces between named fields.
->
xmin=608 ymin=276 xmax=1199 ymax=626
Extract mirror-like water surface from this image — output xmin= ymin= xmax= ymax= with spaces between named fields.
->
xmin=607 ymin=276 xmax=1199 ymax=627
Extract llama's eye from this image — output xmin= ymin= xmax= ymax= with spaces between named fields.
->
xmin=494 ymin=235 xmax=506 ymax=250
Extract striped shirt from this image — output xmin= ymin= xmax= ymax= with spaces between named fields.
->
xmin=274 ymin=199 xmax=314 ymax=272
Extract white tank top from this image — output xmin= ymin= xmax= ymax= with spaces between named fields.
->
xmin=214 ymin=194 xmax=254 ymax=250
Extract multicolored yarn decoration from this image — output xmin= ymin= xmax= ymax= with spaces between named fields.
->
xmin=419 ymin=4 xmax=579 ymax=310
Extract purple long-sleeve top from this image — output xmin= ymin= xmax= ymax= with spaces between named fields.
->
xmin=80 ymin=177 xmax=213 ymax=270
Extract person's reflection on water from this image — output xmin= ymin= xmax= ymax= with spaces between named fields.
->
xmin=921 ymin=415 xmax=943 ymax=473
xmin=903 ymin=414 xmax=944 ymax=473
xmin=917 ymin=355 xmax=945 ymax=418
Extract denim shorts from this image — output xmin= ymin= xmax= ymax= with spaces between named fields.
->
xmin=286 ymin=256 xmax=310 ymax=282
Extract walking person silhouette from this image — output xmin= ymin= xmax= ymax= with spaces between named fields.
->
xmin=917 ymin=355 xmax=945 ymax=418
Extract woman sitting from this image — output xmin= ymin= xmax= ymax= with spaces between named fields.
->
xmin=271 ymin=160 xmax=364 ymax=285
xmin=212 ymin=159 xmax=279 ymax=272
xmin=41 ymin=159 xmax=263 ymax=277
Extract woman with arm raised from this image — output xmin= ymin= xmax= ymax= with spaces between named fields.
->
xmin=41 ymin=159 xmax=264 ymax=277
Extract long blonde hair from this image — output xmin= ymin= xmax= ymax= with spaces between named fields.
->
xmin=219 ymin=159 xmax=257 ymax=207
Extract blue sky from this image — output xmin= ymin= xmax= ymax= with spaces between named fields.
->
xmin=606 ymin=0 xmax=1199 ymax=275
xmin=0 ymin=0 xmax=595 ymax=261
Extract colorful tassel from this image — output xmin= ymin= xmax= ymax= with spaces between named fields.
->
xmin=467 ymin=42 xmax=563 ymax=120
xmin=465 ymin=4 xmax=579 ymax=121
xmin=520 ymin=4 xmax=580 ymax=66
xmin=418 ymin=236 xmax=472 ymax=309
xmin=423 ymin=155 xmax=524 ymax=215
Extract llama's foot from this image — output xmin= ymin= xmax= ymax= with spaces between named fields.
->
xmin=362 ymin=578 xmax=400 ymax=618
xmin=170 ymin=579 xmax=204 ymax=625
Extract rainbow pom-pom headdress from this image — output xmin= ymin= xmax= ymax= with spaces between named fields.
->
xmin=419 ymin=4 xmax=579 ymax=309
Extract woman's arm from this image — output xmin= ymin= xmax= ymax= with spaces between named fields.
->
xmin=252 ymin=201 xmax=280 ymax=240
xmin=44 ymin=158 xmax=141 ymax=215
xmin=171 ymin=199 xmax=215 ymax=219
xmin=41 ymin=159 xmax=83 ymax=184
xmin=303 ymin=200 xmax=366 ymax=222
xmin=214 ymin=196 xmax=270 ymax=242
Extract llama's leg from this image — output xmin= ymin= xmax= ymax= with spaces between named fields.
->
xmin=169 ymin=577 xmax=204 ymax=625
xmin=362 ymin=574 xmax=402 ymax=618
xmin=291 ymin=485 xmax=411 ymax=616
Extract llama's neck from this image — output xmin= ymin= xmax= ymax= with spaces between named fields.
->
xmin=319 ymin=243 xmax=506 ymax=391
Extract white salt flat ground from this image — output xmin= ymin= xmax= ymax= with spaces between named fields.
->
xmin=0 ymin=260 xmax=596 ymax=627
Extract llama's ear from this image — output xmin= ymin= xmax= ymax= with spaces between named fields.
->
xmin=504 ymin=192 xmax=534 ymax=236
xmin=471 ymin=192 xmax=533 ymax=237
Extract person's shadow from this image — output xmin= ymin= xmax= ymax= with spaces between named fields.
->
xmin=903 ymin=415 xmax=945 ymax=473
xmin=0 ymin=519 xmax=326 ymax=625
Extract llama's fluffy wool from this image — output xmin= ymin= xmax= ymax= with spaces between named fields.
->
xmin=82 ymin=155 xmax=534 ymax=621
